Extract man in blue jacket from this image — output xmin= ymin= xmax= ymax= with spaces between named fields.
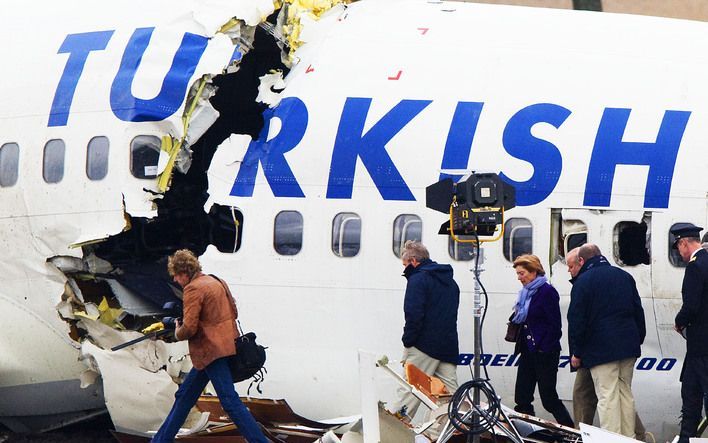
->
xmin=567 ymin=243 xmax=645 ymax=438
xmin=395 ymin=240 xmax=460 ymax=419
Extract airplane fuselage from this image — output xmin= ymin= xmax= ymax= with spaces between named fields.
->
xmin=0 ymin=1 xmax=705 ymax=440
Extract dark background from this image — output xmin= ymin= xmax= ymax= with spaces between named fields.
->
xmin=0 ymin=415 xmax=114 ymax=443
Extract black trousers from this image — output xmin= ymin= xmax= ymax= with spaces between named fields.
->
xmin=679 ymin=355 xmax=708 ymax=443
xmin=514 ymin=350 xmax=574 ymax=427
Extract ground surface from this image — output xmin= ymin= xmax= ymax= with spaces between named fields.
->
xmin=0 ymin=415 xmax=115 ymax=443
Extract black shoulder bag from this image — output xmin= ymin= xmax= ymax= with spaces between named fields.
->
xmin=210 ymin=275 xmax=267 ymax=393
xmin=231 ymin=323 xmax=267 ymax=393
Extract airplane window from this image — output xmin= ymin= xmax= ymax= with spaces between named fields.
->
xmin=669 ymin=223 xmax=689 ymax=268
xmin=332 ymin=212 xmax=361 ymax=257
xmin=614 ymin=220 xmax=650 ymax=266
xmin=274 ymin=211 xmax=303 ymax=255
xmin=392 ymin=214 xmax=422 ymax=258
xmin=43 ymin=139 xmax=65 ymax=184
xmin=503 ymin=218 xmax=532 ymax=262
xmin=86 ymin=136 xmax=109 ymax=181
xmin=565 ymin=232 xmax=587 ymax=255
xmin=448 ymin=236 xmax=476 ymax=261
xmin=208 ymin=204 xmax=243 ymax=253
xmin=0 ymin=142 xmax=19 ymax=187
xmin=551 ymin=210 xmax=587 ymax=260
xmin=130 ymin=135 xmax=161 ymax=179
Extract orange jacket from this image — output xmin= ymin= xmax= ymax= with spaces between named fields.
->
xmin=175 ymin=273 xmax=239 ymax=370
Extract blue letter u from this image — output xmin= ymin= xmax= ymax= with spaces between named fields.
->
xmin=110 ymin=28 xmax=208 ymax=122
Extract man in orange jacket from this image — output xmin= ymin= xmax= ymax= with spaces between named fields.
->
xmin=151 ymin=249 xmax=267 ymax=443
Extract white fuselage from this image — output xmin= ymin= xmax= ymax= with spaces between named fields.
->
xmin=0 ymin=1 xmax=705 ymax=439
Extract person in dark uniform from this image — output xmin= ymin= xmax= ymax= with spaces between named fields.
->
xmin=672 ymin=223 xmax=708 ymax=443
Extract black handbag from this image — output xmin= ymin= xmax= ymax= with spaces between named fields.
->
xmin=505 ymin=312 xmax=521 ymax=343
xmin=504 ymin=322 xmax=521 ymax=343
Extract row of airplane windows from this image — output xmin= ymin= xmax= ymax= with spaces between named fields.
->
xmin=276 ymin=211 xmax=688 ymax=268
xmin=0 ymin=139 xmax=691 ymax=269
xmin=0 ymin=136 xmax=163 ymax=186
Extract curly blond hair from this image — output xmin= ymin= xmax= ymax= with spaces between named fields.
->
xmin=167 ymin=249 xmax=202 ymax=278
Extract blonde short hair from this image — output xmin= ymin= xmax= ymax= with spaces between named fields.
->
xmin=167 ymin=249 xmax=202 ymax=279
xmin=513 ymin=254 xmax=545 ymax=276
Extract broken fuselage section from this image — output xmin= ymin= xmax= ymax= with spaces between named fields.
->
xmin=0 ymin=0 xmax=343 ymax=433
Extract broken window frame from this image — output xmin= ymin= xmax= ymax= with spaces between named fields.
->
xmin=273 ymin=210 xmax=303 ymax=256
xmin=564 ymin=231 xmax=588 ymax=256
xmin=129 ymin=135 xmax=161 ymax=179
xmin=613 ymin=216 xmax=651 ymax=267
xmin=448 ymin=236 xmax=476 ymax=261
xmin=503 ymin=218 xmax=533 ymax=262
xmin=332 ymin=212 xmax=361 ymax=258
xmin=86 ymin=136 xmax=110 ymax=181
xmin=669 ymin=222 xmax=689 ymax=268
xmin=208 ymin=204 xmax=243 ymax=254
xmin=392 ymin=214 xmax=422 ymax=258
xmin=43 ymin=139 xmax=65 ymax=184
xmin=0 ymin=142 xmax=19 ymax=187
xmin=551 ymin=209 xmax=588 ymax=261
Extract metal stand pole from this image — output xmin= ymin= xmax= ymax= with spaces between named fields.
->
xmin=472 ymin=247 xmax=484 ymax=443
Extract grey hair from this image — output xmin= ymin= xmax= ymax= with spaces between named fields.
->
xmin=402 ymin=240 xmax=430 ymax=262
xmin=578 ymin=243 xmax=601 ymax=261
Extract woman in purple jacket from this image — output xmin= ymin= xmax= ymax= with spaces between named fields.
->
xmin=510 ymin=254 xmax=574 ymax=427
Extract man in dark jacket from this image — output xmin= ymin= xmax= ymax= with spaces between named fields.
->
xmin=395 ymin=240 xmax=459 ymax=419
xmin=566 ymin=247 xmax=646 ymax=439
xmin=671 ymin=224 xmax=708 ymax=443
xmin=567 ymin=243 xmax=645 ymax=438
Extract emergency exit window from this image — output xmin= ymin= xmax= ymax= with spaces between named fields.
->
xmin=43 ymin=139 xmax=65 ymax=184
xmin=614 ymin=220 xmax=650 ymax=266
xmin=332 ymin=212 xmax=361 ymax=257
xmin=130 ymin=135 xmax=160 ymax=179
xmin=393 ymin=214 xmax=422 ymax=258
xmin=565 ymin=231 xmax=587 ymax=255
xmin=503 ymin=218 xmax=532 ymax=262
xmin=86 ymin=136 xmax=109 ymax=181
xmin=0 ymin=142 xmax=19 ymax=187
xmin=274 ymin=211 xmax=303 ymax=255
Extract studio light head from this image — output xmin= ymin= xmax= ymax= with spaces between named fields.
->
xmin=426 ymin=172 xmax=516 ymax=238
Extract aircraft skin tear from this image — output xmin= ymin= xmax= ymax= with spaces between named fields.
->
xmin=256 ymin=70 xmax=286 ymax=106
xmin=80 ymin=339 xmax=195 ymax=435
xmin=153 ymin=21 xmax=257 ymax=192
xmin=37 ymin=0 xmax=350 ymax=435
xmin=205 ymin=134 xmax=253 ymax=204
xmin=276 ymin=0 xmax=351 ymax=63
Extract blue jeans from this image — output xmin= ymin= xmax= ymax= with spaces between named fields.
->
xmin=151 ymin=357 xmax=268 ymax=443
